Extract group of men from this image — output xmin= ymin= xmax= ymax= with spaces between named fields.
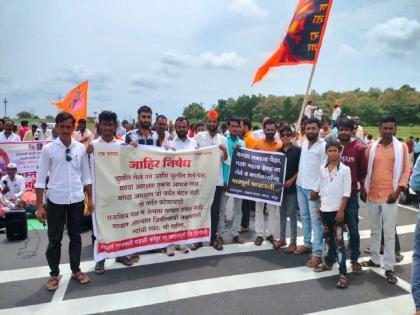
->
xmin=0 ymin=106 xmax=415 ymax=302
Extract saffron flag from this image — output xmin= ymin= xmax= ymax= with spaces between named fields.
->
xmin=253 ymin=0 xmax=333 ymax=85
xmin=52 ymin=80 xmax=88 ymax=124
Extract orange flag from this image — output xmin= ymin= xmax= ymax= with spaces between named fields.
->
xmin=253 ymin=0 xmax=333 ymax=85
xmin=52 ymin=80 xmax=88 ymax=124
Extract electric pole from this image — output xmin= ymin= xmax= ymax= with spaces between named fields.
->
xmin=3 ymin=98 xmax=7 ymax=117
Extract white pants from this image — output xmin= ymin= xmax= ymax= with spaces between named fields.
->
xmin=218 ymin=193 xmax=243 ymax=237
xmin=255 ymin=202 xmax=279 ymax=238
xmin=368 ymin=201 xmax=398 ymax=271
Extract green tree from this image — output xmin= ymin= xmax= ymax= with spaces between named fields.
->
xmin=16 ymin=111 xmax=32 ymax=119
xmin=182 ymin=102 xmax=206 ymax=122
xmin=45 ymin=115 xmax=55 ymax=121
xmin=252 ymin=95 xmax=282 ymax=122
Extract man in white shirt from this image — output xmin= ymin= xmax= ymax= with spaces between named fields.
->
xmin=295 ymin=118 xmax=327 ymax=269
xmin=195 ymin=111 xmax=228 ymax=251
xmin=314 ymin=107 xmax=323 ymax=121
xmin=86 ymin=110 xmax=134 ymax=274
xmin=0 ymin=163 xmax=26 ymax=202
xmin=331 ymin=102 xmax=342 ymax=129
xmin=74 ymin=118 xmax=94 ymax=148
xmin=35 ymin=112 xmax=93 ymax=291
xmin=37 ymin=122 xmax=53 ymax=140
xmin=304 ymin=101 xmax=317 ymax=119
xmin=163 ymin=116 xmax=196 ymax=256
xmin=0 ymin=120 xmax=21 ymax=142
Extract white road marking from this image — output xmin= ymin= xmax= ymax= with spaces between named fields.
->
xmin=399 ymin=203 xmax=419 ymax=213
xmin=305 ymin=294 xmax=415 ymax=315
xmin=0 ymin=256 xmax=414 ymax=315
xmin=0 ymin=225 xmax=416 ymax=284
xmin=51 ymin=274 xmax=71 ymax=302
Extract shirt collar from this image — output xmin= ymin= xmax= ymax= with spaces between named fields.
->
xmin=54 ymin=137 xmax=75 ymax=149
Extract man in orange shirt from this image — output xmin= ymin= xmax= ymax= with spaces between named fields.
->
xmin=362 ymin=116 xmax=410 ymax=285
xmin=253 ymin=119 xmax=282 ymax=247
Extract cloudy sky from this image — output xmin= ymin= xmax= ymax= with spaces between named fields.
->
xmin=1 ymin=0 xmax=419 ymax=120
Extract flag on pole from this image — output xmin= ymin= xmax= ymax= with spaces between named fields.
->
xmin=52 ymin=80 xmax=88 ymax=124
xmin=252 ymin=0 xmax=333 ymax=85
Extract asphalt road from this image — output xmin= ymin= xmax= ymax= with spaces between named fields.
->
xmin=0 ymin=201 xmax=418 ymax=315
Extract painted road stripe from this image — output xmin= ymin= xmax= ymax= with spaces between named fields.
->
xmin=0 ymin=255 xmax=414 ymax=315
xmin=0 ymin=224 xmax=416 ymax=284
xmin=306 ymin=294 xmax=414 ymax=315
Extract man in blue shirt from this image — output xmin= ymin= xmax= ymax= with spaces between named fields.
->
xmin=218 ymin=117 xmax=246 ymax=244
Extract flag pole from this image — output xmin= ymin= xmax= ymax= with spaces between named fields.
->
xmin=296 ymin=62 xmax=317 ymax=131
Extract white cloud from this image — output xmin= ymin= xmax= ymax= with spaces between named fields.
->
xmin=366 ymin=17 xmax=420 ymax=56
xmin=52 ymin=65 xmax=112 ymax=90
xmin=230 ymin=0 xmax=267 ymax=17
xmin=199 ymin=51 xmax=246 ymax=69
xmin=161 ymin=51 xmax=246 ymax=70
xmin=129 ymin=73 xmax=171 ymax=92
xmin=337 ymin=44 xmax=362 ymax=58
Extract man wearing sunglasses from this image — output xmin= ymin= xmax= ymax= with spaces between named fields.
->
xmin=35 ymin=112 xmax=93 ymax=291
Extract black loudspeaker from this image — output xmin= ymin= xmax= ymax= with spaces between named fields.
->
xmin=6 ymin=209 xmax=28 ymax=240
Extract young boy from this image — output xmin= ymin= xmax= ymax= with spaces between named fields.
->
xmin=314 ymin=141 xmax=351 ymax=289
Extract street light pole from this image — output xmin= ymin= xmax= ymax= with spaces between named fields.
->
xmin=3 ymin=98 xmax=7 ymax=117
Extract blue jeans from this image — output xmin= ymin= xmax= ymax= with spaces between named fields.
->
xmin=297 ymin=185 xmax=323 ymax=256
xmin=345 ymin=195 xmax=360 ymax=263
xmin=412 ymin=217 xmax=420 ymax=311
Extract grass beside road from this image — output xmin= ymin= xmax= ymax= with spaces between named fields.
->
xmin=364 ymin=125 xmax=420 ymax=140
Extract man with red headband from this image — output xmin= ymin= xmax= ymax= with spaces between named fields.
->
xmin=195 ymin=110 xmax=228 ymax=251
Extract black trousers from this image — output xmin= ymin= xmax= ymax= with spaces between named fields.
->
xmin=46 ymin=199 xmax=84 ymax=276
xmin=210 ymin=186 xmax=224 ymax=243
xmin=241 ymin=199 xmax=255 ymax=228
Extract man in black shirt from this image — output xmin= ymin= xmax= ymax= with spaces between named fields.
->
xmin=277 ymin=126 xmax=301 ymax=252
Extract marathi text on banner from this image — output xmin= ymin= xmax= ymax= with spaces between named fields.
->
xmin=0 ymin=141 xmax=50 ymax=188
xmin=226 ymin=147 xmax=286 ymax=206
xmin=93 ymin=144 xmax=220 ymax=261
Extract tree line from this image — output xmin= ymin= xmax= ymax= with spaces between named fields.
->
xmin=182 ymin=85 xmax=420 ymax=126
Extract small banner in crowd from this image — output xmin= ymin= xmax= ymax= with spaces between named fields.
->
xmin=226 ymin=147 xmax=286 ymax=206
xmin=0 ymin=141 xmax=50 ymax=188
xmin=93 ymin=144 xmax=220 ymax=261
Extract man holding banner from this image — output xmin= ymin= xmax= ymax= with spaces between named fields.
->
xmin=195 ymin=111 xmax=228 ymax=251
xmin=218 ymin=117 xmax=246 ymax=245
xmin=253 ymin=119 xmax=283 ymax=247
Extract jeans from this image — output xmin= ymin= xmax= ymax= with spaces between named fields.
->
xmin=255 ymin=202 xmax=279 ymax=238
xmin=412 ymin=218 xmax=420 ymax=311
xmin=279 ymin=192 xmax=298 ymax=242
xmin=210 ymin=186 xmax=223 ymax=243
xmin=321 ymin=211 xmax=347 ymax=275
xmin=218 ymin=192 xmax=242 ymax=237
xmin=297 ymin=185 xmax=323 ymax=256
xmin=368 ymin=201 xmax=398 ymax=271
xmin=345 ymin=195 xmax=360 ymax=263
xmin=46 ymin=199 xmax=84 ymax=276
xmin=241 ymin=199 xmax=255 ymax=228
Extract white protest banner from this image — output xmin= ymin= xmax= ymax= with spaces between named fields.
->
xmin=93 ymin=144 xmax=220 ymax=261
xmin=0 ymin=141 xmax=51 ymax=188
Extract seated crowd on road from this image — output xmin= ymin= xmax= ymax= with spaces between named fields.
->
xmin=0 ymin=103 xmax=420 ymax=311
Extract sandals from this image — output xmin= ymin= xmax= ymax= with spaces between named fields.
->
xmin=254 ymin=236 xmax=264 ymax=246
xmin=212 ymin=237 xmax=223 ymax=251
xmin=306 ymin=256 xmax=322 ymax=268
xmin=94 ymin=260 xmax=105 ymax=275
xmin=314 ymin=263 xmax=332 ymax=273
xmin=285 ymin=242 xmax=297 ymax=254
xmin=294 ymin=245 xmax=311 ymax=255
xmin=232 ymin=235 xmax=246 ymax=244
xmin=129 ymin=254 xmax=140 ymax=263
xmin=46 ymin=276 xmax=60 ymax=291
xmin=361 ymin=259 xmax=380 ymax=268
xmin=266 ymin=235 xmax=275 ymax=244
xmin=336 ymin=275 xmax=348 ymax=289
xmin=116 ymin=256 xmax=134 ymax=266
xmin=189 ymin=242 xmax=203 ymax=251
xmin=273 ymin=239 xmax=287 ymax=249
xmin=385 ymin=270 xmax=398 ymax=285
xmin=351 ymin=262 xmax=363 ymax=275
xmin=240 ymin=226 xmax=249 ymax=233
xmin=71 ymin=271 xmax=91 ymax=284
